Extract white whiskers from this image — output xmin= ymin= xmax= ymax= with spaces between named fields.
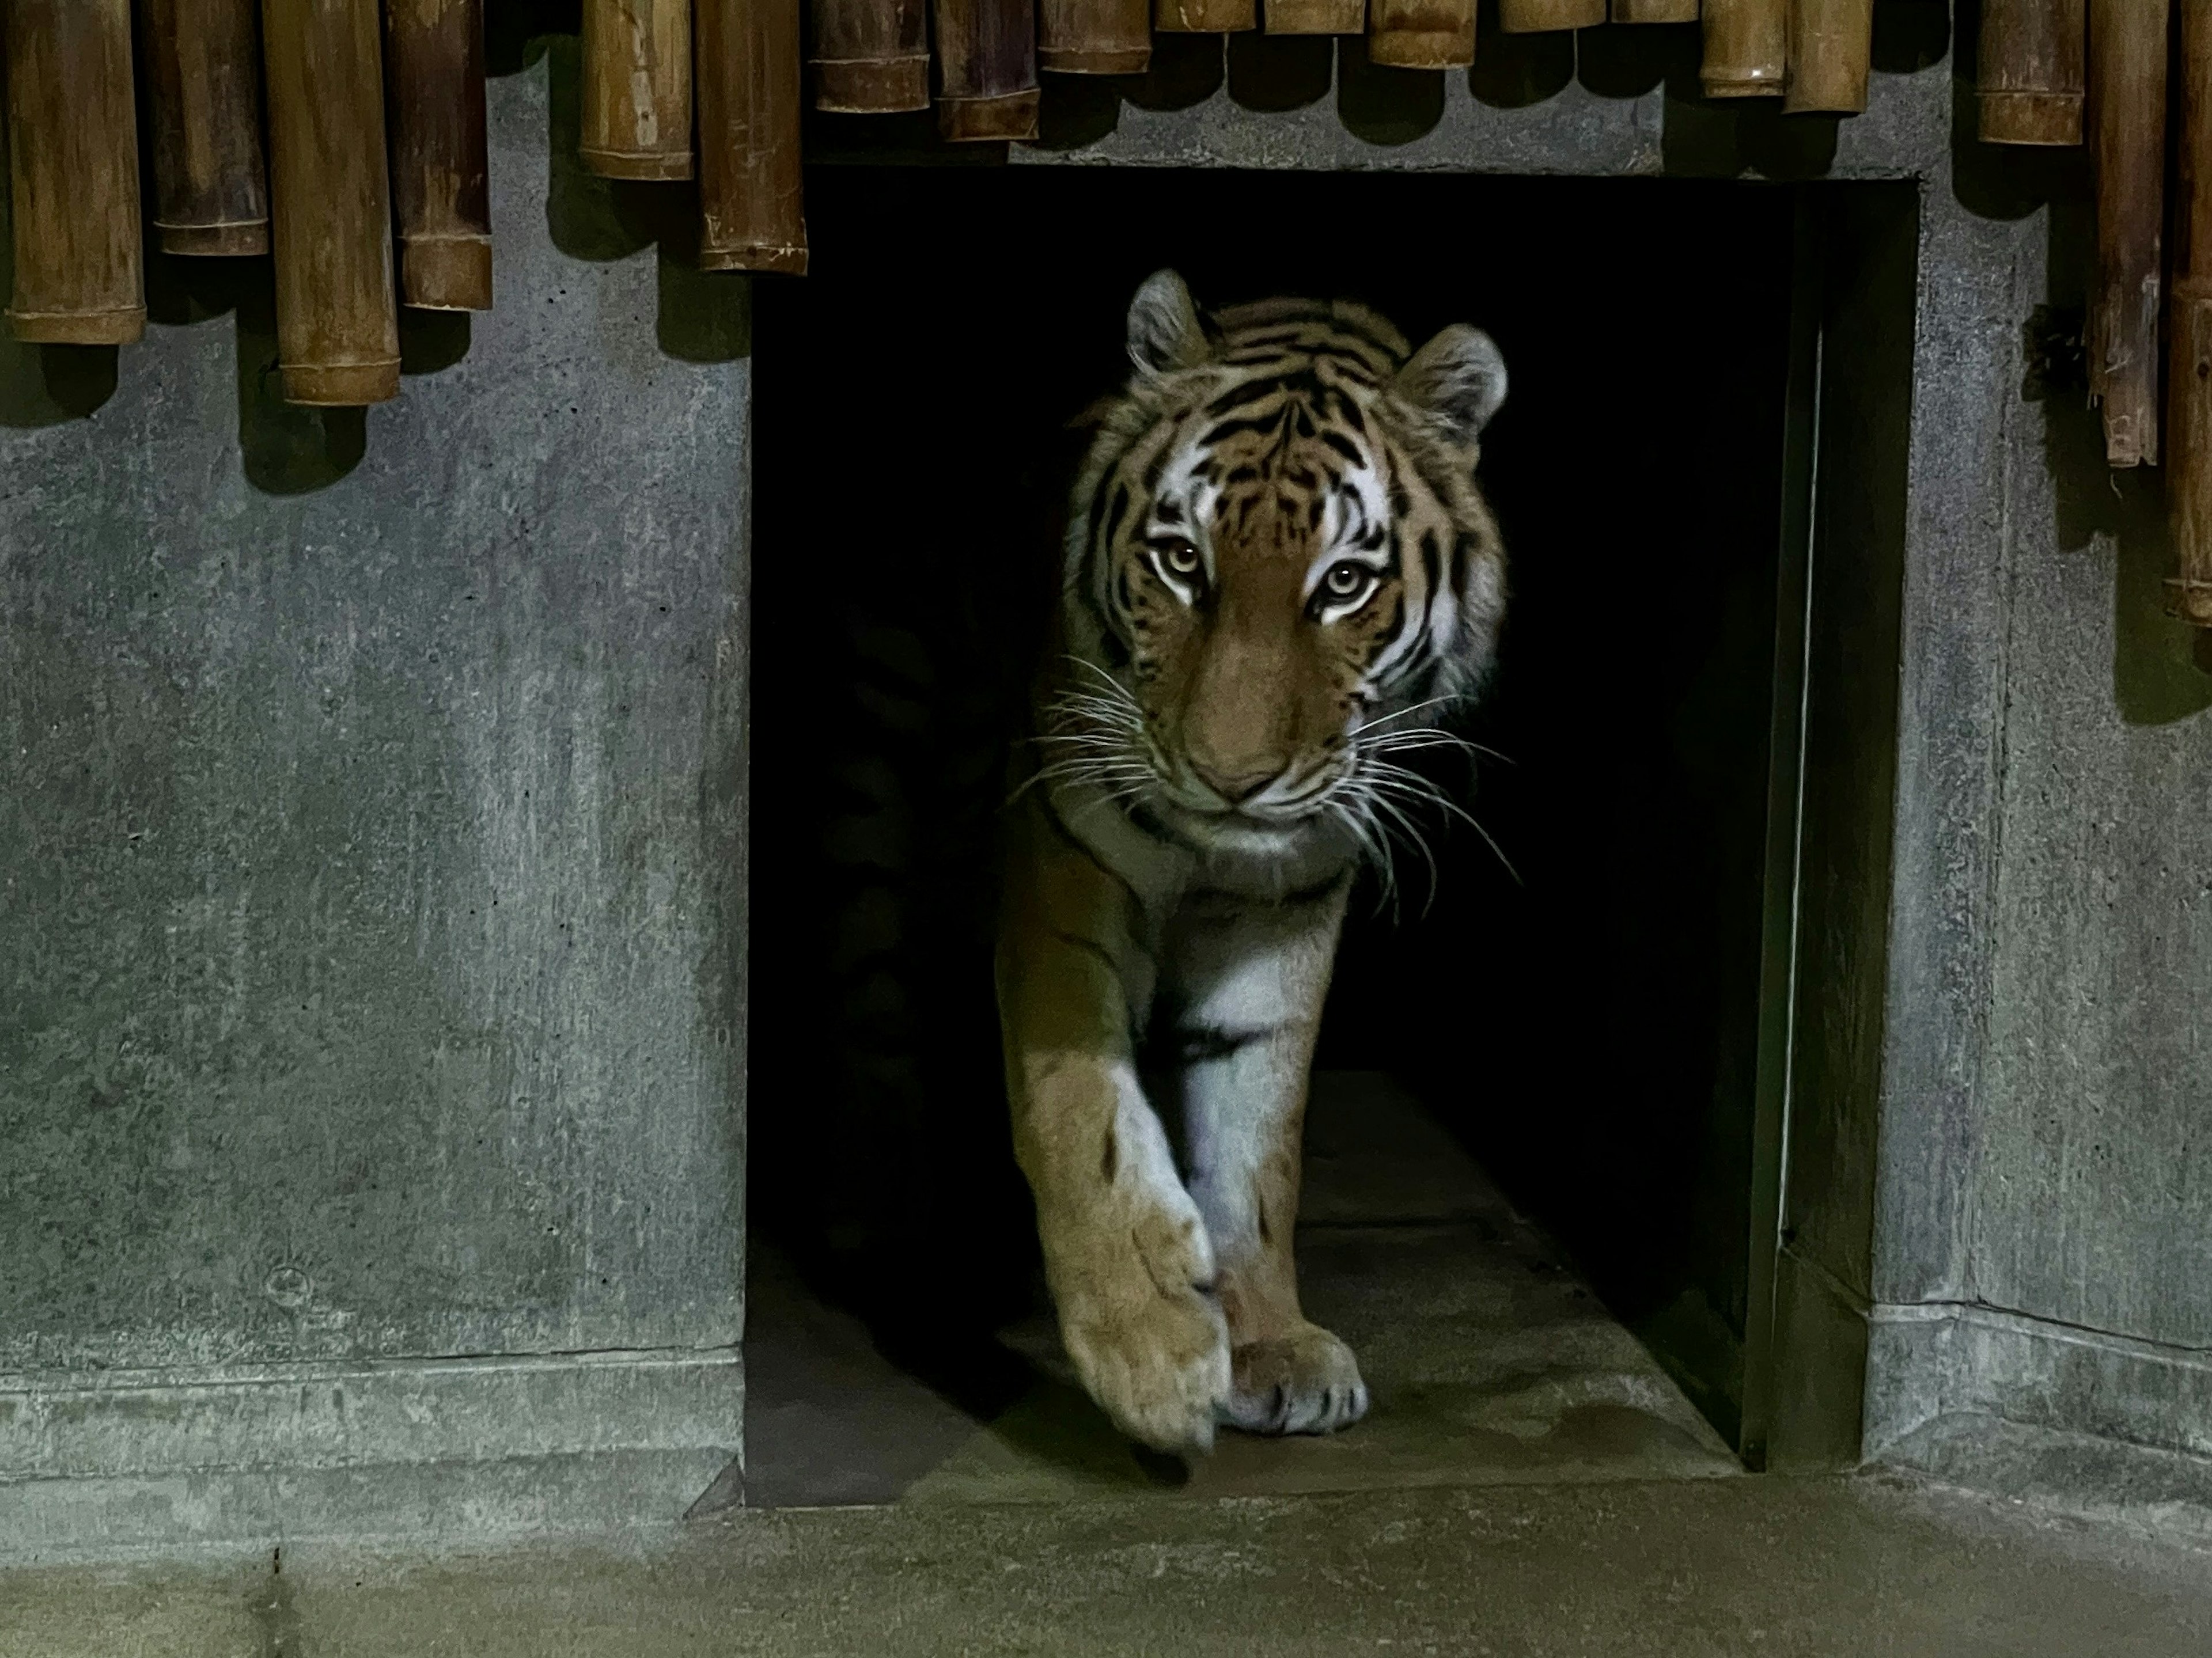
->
xmin=1009 ymin=655 xmax=1159 ymax=813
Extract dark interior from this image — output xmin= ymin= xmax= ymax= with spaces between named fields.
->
xmin=747 ymin=164 xmax=1797 ymax=1443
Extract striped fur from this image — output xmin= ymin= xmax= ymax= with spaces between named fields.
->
xmin=997 ymin=273 xmax=1509 ymax=1455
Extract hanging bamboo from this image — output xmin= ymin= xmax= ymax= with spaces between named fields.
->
xmin=581 ymin=0 xmax=693 ymax=178
xmin=697 ymin=0 xmax=807 ymax=271
xmin=1499 ymin=0 xmax=1605 ymax=31
xmin=385 ymin=0 xmax=493 ymax=311
xmin=936 ymin=0 xmax=1041 ymax=138
xmin=260 ymin=0 xmax=400 ymax=404
xmin=1702 ymin=0 xmax=1787 ymax=94
xmin=138 ymin=0 xmax=270 ymax=257
xmin=1043 ymin=0 xmax=1156 ymax=65
xmin=3 ymin=0 xmax=145 ymax=343
xmin=2088 ymin=0 xmax=2166 ymax=465
xmin=2170 ymin=0 xmax=2212 ymax=623
xmin=1266 ymin=0 xmax=1365 ymax=30
xmin=1156 ymin=0 xmax=1257 ymax=30
xmin=1783 ymin=0 xmax=1872 ymax=110
xmin=1369 ymin=0 xmax=1476 ymax=63
xmin=1979 ymin=0 xmax=2088 ymax=142
xmin=812 ymin=0 xmax=931 ymax=107
xmin=1615 ymin=0 xmax=1699 ymax=22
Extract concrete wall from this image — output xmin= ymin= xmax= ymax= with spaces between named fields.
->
xmin=2 ymin=17 xmax=2207 ymax=1559
xmin=0 ymin=44 xmax=751 ymax=1560
xmin=1861 ymin=177 xmax=2212 ymax=1521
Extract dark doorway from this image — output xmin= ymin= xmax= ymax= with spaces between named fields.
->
xmin=745 ymin=165 xmax=1805 ymax=1489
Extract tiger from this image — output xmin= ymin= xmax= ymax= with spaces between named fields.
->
xmin=996 ymin=270 xmax=1510 ymax=1455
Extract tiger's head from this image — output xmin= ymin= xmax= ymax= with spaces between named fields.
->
xmin=1054 ymin=270 xmax=1508 ymax=858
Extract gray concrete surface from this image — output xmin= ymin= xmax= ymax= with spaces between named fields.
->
xmin=2 ymin=5 xmax=2209 ymax=1570
xmin=4 ymin=1474 xmax=2209 ymax=1657
xmin=0 ymin=45 xmax=751 ymax=1557
xmin=744 ymin=1073 xmax=1737 ymax=1508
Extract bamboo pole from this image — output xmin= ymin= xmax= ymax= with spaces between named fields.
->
xmin=1979 ymin=0 xmax=2088 ymax=141
xmin=260 ymin=0 xmax=400 ymax=404
xmin=1615 ymin=0 xmax=1699 ymax=22
xmin=385 ymin=0 xmax=492 ymax=311
xmin=812 ymin=0 xmax=931 ymax=107
xmin=1499 ymin=0 xmax=1605 ymax=31
xmin=2170 ymin=0 xmax=2212 ymax=623
xmin=1267 ymin=0 xmax=1365 ymax=31
xmin=3 ymin=0 xmax=144 ymax=343
xmin=138 ymin=0 xmax=270 ymax=256
xmin=1043 ymin=0 xmax=1154 ymax=66
xmin=1369 ymin=0 xmax=1476 ymax=63
xmin=1702 ymin=0 xmax=1787 ymax=94
xmin=696 ymin=0 xmax=806 ymax=271
xmin=936 ymin=0 xmax=1040 ymax=138
xmin=1783 ymin=0 xmax=1872 ymax=111
xmin=581 ymin=0 xmax=693 ymax=178
xmin=2088 ymin=0 xmax=2166 ymax=465
xmin=1156 ymin=0 xmax=1257 ymax=30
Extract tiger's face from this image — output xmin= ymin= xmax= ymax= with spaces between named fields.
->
xmin=1056 ymin=271 xmax=1509 ymax=855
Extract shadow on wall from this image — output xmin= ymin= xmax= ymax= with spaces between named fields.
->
xmin=0 ymin=6 xmax=748 ymax=485
xmin=510 ymin=10 xmax=753 ymax=365
xmin=1942 ymin=37 xmax=2212 ymax=719
xmin=2030 ymin=190 xmax=2212 ymax=719
xmin=1009 ymin=3 xmax=1945 ymax=170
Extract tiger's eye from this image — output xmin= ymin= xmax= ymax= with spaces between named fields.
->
xmin=1325 ymin=561 xmax=1368 ymax=597
xmin=1162 ymin=541 xmax=1202 ymax=576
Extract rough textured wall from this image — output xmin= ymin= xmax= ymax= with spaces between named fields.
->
xmin=1865 ymin=175 xmax=2212 ymax=1515
xmin=0 ymin=44 xmax=750 ymax=1557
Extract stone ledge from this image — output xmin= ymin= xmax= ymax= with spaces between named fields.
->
xmin=0 ymin=1352 xmax=740 ymax=1566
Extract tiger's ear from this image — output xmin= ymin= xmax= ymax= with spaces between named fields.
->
xmin=1393 ymin=325 xmax=1508 ymax=442
xmin=1127 ymin=270 xmax=1213 ymax=374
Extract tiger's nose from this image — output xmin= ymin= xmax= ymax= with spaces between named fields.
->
xmin=1191 ymin=757 xmax=1283 ymax=805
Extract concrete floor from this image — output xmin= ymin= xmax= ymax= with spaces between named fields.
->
xmin=743 ymin=1072 xmax=1737 ymax=1508
xmin=5 ymin=1474 xmax=2210 ymax=1657
xmin=9 ymin=1075 xmax=2208 ymax=1652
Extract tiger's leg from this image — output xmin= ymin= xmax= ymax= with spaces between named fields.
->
xmin=998 ymin=801 xmax=1230 ymax=1456
xmin=1166 ymin=881 xmax=1368 ymax=1436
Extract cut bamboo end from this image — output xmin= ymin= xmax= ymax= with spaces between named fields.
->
xmin=1266 ymin=0 xmax=1366 ymax=30
xmin=7 ymin=305 xmax=146 ymax=345
xmin=158 ymin=221 xmax=270 ymax=257
xmin=280 ymin=359 xmax=402 ymax=405
xmin=1783 ymin=0 xmax=1872 ymax=110
xmin=581 ymin=0 xmax=692 ymax=184
xmin=1367 ymin=29 xmax=1476 ymax=65
xmin=1041 ymin=0 xmax=1154 ymax=64
xmin=1702 ymin=0 xmax=1786 ymax=90
xmin=1615 ymin=0 xmax=1699 ymax=20
xmin=1703 ymin=69 xmax=1787 ymax=94
xmin=938 ymin=89 xmax=1042 ymax=138
xmin=578 ymin=146 xmax=696 ymax=180
xmin=1156 ymin=0 xmax=1258 ymax=29
xmin=401 ymin=237 xmax=493 ymax=311
xmin=814 ymin=56 xmax=933 ymax=107
xmin=2087 ymin=0 xmax=2165 ymax=469
xmin=1040 ymin=44 xmax=1154 ymax=69
xmin=1784 ymin=78 xmax=1869 ymax=112
xmin=5 ymin=0 xmax=146 ymax=345
xmin=2166 ymin=578 xmax=2212 ymax=624
xmin=2170 ymin=286 xmax=2212 ymax=625
xmin=141 ymin=0 xmax=270 ymax=263
xmin=1978 ymin=89 xmax=2085 ymax=144
xmin=700 ymin=241 xmax=810 ymax=275
xmin=1499 ymin=0 xmax=1605 ymax=30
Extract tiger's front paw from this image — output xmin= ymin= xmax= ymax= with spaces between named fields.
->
xmin=1050 ymin=1190 xmax=1231 ymax=1457
xmin=1224 ymin=1322 xmax=1369 ymax=1436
